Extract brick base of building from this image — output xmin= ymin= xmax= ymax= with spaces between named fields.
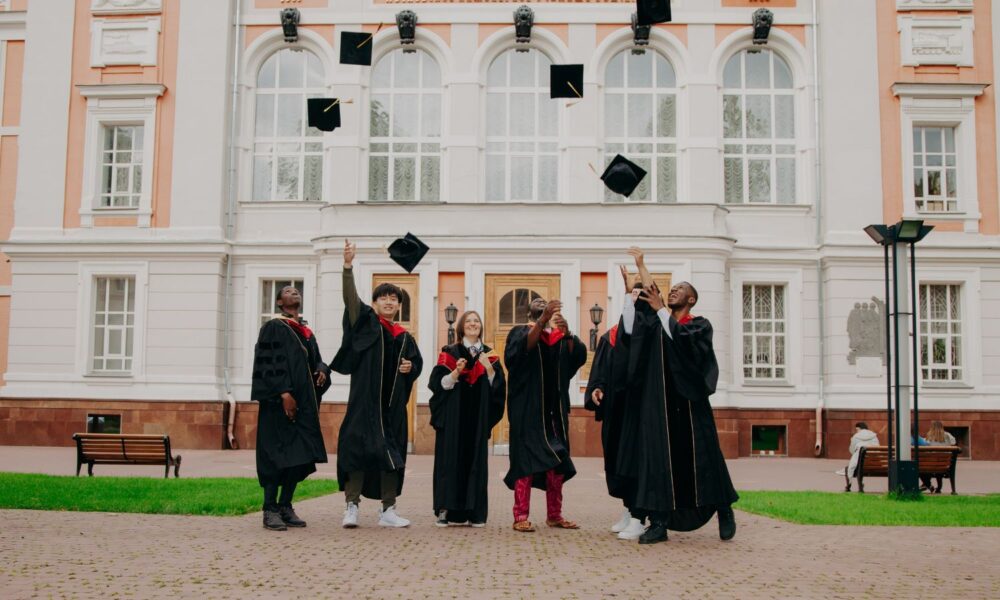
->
xmin=2 ymin=399 xmax=998 ymax=460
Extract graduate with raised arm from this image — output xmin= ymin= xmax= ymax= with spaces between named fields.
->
xmin=331 ymin=240 xmax=423 ymax=528
xmin=251 ymin=285 xmax=330 ymax=531
xmin=585 ymin=265 xmax=647 ymax=540
xmin=504 ymin=297 xmax=588 ymax=532
xmin=428 ymin=310 xmax=506 ymax=527
xmin=625 ymin=247 xmax=738 ymax=545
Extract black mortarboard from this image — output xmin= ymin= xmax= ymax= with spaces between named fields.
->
xmin=307 ymin=98 xmax=341 ymax=132
xmin=550 ymin=64 xmax=585 ymax=99
xmin=601 ymin=155 xmax=647 ymax=197
xmin=387 ymin=233 xmax=429 ymax=273
xmin=340 ymin=31 xmax=374 ymax=66
xmin=636 ymin=0 xmax=672 ymax=26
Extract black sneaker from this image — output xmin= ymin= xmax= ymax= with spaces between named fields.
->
xmin=435 ymin=510 xmax=449 ymax=528
xmin=638 ymin=522 xmax=668 ymax=545
xmin=718 ymin=506 xmax=736 ymax=541
xmin=279 ymin=505 xmax=307 ymax=527
xmin=263 ymin=510 xmax=287 ymax=531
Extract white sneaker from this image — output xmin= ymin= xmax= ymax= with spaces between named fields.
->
xmin=835 ymin=469 xmax=846 ymax=476
xmin=611 ymin=509 xmax=632 ymax=533
xmin=617 ymin=518 xmax=647 ymax=540
xmin=378 ymin=505 xmax=411 ymax=528
xmin=342 ymin=503 xmax=359 ymax=528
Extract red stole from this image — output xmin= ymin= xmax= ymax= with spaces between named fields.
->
xmin=539 ymin=328 xmax=565 ymax=346
xmin=437 ymin=350 xmax=499 ymax=385
xmin=378 ymin=315 xmax=407 ymax=338
xmin=277 ymin=316 xmax=313 ymax=340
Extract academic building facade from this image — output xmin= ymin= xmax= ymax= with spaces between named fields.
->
xmin=1 ymin=0 xmax=999 ymax=459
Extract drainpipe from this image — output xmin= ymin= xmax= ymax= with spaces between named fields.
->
xmin=221 ymin=0 xmax=244 ymax=449
xmin=811 ymin=0 xmax=826 ymax=457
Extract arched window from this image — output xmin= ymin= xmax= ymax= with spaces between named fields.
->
xmin=604 ymin=50 xmax=677 ymax=202
xmin=252 ymin=49 xmax=325 ymax=202
xmin=486 ymin=50 xmax=558 ymax=202
xmin=369 ymin=49 xmax=442 ymax=202
xmin=499 ymin=288 xmax=542 ymax=325
xmin=722 ymin=49 xmax=795 ymax=204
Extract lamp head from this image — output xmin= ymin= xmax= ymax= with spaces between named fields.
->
xmin=589 ymin=303 xmax=604 ymax=327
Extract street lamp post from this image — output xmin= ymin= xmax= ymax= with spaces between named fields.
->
xmin=444 ymin=303 xmax=459 ymax=345
xmin=864 ymin=219 xmax=933 ymax=494
xmin=589 ymin=303 xmax=605 ymax=351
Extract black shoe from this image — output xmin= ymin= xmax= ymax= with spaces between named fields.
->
xmin=638 ymin=522 xmax=668 ymax=545
xmin=263 ymin=510 xmax=287 ymax=531
xmin=279 ymin=505 xmax=307 ymax=527
xmin=718 ymin=506 xmax=736 ymax=541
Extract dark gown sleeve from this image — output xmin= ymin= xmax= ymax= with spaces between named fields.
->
xmin=428 ymin=358 xmax=454 ymax=431
xmin=667 ymin=316 xmax=719 ymax=398
xmin=251 ymin=320 xmax=293 ymax=404
xmin=306 ymin=335 xmax=332 ymax=400
xmin=329 ymin=304 xmax=380 ymax=375
xmin=504 ymin=325 xmax=529 ymax=371
xmin=487 ymin=357 xmax=507 ymax=430
xmin=403 ymin=334 xmax=423 ymax=383
xmin=585 ymin=335 xmax=610 ymax=419
xmin=565 ymin=334 xmax=588 ymax=376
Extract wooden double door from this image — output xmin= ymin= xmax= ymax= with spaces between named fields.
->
xmin=483 ymin=274 xmax=561 ymax=455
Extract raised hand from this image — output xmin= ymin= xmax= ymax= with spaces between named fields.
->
xmin=344 ymin=239 xmax=356 ymax=268
xmin=541 ymin=300 xmax=562 ymax=324
xmin=638 ymin=284 xmax=665 ymax=312
xmin=627 ymin=246 xmax=645 ymax=267
xmin=551 ymin=313 xmax=569 ymax=334
xmin=619 ymin=264 xmax=630 ymax=290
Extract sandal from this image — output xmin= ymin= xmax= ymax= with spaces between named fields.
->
xmin=512 ymin=520 xmax=535 ymax=532
xmin=546 ymin=518 xmax=580 ymax=529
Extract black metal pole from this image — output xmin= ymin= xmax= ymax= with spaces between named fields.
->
xmin=891 ymin=241 xmax=901 ymax=477
xmin=911 ymin=241 xmax=920 ymax=475
xmin=884 ymin=243 xmax=894 ymax=463
xmin=447 ymin=325 xmax=455 ymax=345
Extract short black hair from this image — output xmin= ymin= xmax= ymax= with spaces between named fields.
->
xmin=856 ymin=422 xmax=868 ymax=430
xmin=372 ymin=282 xmax=404 ymax=303
xmin=679 ymin=281 xmax=699 ymax=303
xmin=631 ymin=281 xmax=644 ymax=291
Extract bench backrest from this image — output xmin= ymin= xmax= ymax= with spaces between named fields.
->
xmin=859 ymin=445 xmax=959 ymax=474
xmin=73 ymin=433 xmax=171 ymax=462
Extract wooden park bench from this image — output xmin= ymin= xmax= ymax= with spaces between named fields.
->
xmin=845 ymin=445 xmax=960 ymax=494
xmin=73 ymin=433 xmax=182 ymax=478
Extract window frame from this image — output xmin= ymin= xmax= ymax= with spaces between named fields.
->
xmin=602 ymin=48 xmax=680 ymax=203
xmin=78 ymin=84 xmax=164 ymax=227
xmin=367 ymin=48 xmax=443 ymax=203
xmin=730 ymin=268 xmax=803 ymax=389
xmin=484 ymin=48 xmax=561 ymax=203
xmin=250 ymin=48 xmax=327 ymax=203
xmin=894 ymin=83 xmax=985 ymax=232
xmin=916 ymin=268 xmax=981 ymax=390
xmin=78 ymin=262 xmax=148 ymax=379
xmin=721 ymin=48 xmax=798 ymax=206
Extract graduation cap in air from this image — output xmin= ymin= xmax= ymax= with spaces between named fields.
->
xmin=636 ymin=0 xmax=672 ymax=26
xmin=340 ymin=31 xmax=374 ymax=66
xmin=601 ymin=155 xmax=647 ymax=198
xmin=387 ymin=233 xmax=429 ymax=273
xmin=307 ymin=98 xmax=342 ymax=132
xmin=550 ymin=64 xmax=585 ymax=99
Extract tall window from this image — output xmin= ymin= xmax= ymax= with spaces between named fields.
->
xmin=369 ymin=50 xmax=442 ymax=202
xmin=486 ymin=50 xmax=558 ymax=202
xmin=253 ymin=49 xmax=324 ymax=202
xmin=100 ymin=125 xmax=144 ymax=208
xmin=260 ymin=279 xmax=304 ymax=326
xmin=913 ymin=126 xmax=958 ymax=213
xmin=919 ymin=284 xmax=962 ymax=382
xmin=604 ymin=50 xmax=677 ymax=202
xmin=92 ymin=277 xmax=136 ymax=373
xmin=742 ymin=284 xmax=786 ymax=380
xmin=723 ymin=49 xmax=796 ymax=204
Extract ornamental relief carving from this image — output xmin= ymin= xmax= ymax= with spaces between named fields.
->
xmin=899 ymin=15 xmax=974 ymax=67
xmin=90 ymin=18 xmax=161 ymax=67
xmin=91 ymin=0 xmax=162 ymax=15
xmin=897 ymin=0 xmax=974 ymax=11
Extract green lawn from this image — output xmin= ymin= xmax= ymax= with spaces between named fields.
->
xmin=737 ymin=490 xmax=1000 ymax=527
xmin=0 ymin=473 xmax=339 ymax=516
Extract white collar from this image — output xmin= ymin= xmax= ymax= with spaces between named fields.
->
xmin=463 ymin=337 xmax=482 ymax=351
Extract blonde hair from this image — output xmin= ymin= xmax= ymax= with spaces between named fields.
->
xmin=925 ymin=420 xmax=947 ymax=443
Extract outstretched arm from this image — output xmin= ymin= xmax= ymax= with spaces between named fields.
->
xmin=342 ymin=239 xmax=362 ymax=326
xmin=628 ymin=247 xmax=654 ymax=289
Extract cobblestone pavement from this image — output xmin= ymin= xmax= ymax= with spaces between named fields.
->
xmin=0 ymin=450 xmax=998 ymax=599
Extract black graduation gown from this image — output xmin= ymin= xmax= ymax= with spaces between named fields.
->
xmin=626 ymin=307 xmax=738 ymax=531
xmin=503 ymin=326 xmax=587 ymax=490
xmin=330 ymin=303 xmax=423 ymax=500
xmin=251 ymin=318 xmax=330 ymax=487
xmin=428 ymin=343 xmax=506 ymax=522
xmin=584 ymin=321 xmax=633 ymax=502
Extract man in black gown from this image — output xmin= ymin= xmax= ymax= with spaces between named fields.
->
xmin=625 ymin=248 xmax=738 ymax=545
xmin=504 ymin=298 xmax=587 ymax=532
xmin=331 ymin=240 xmax=423 ymax=528
xmin=251 ymin=285 xmax=330 ymax=531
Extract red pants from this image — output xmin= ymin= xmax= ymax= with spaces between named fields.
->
xmin=513 ymin=470 xmax=564 ymax=522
